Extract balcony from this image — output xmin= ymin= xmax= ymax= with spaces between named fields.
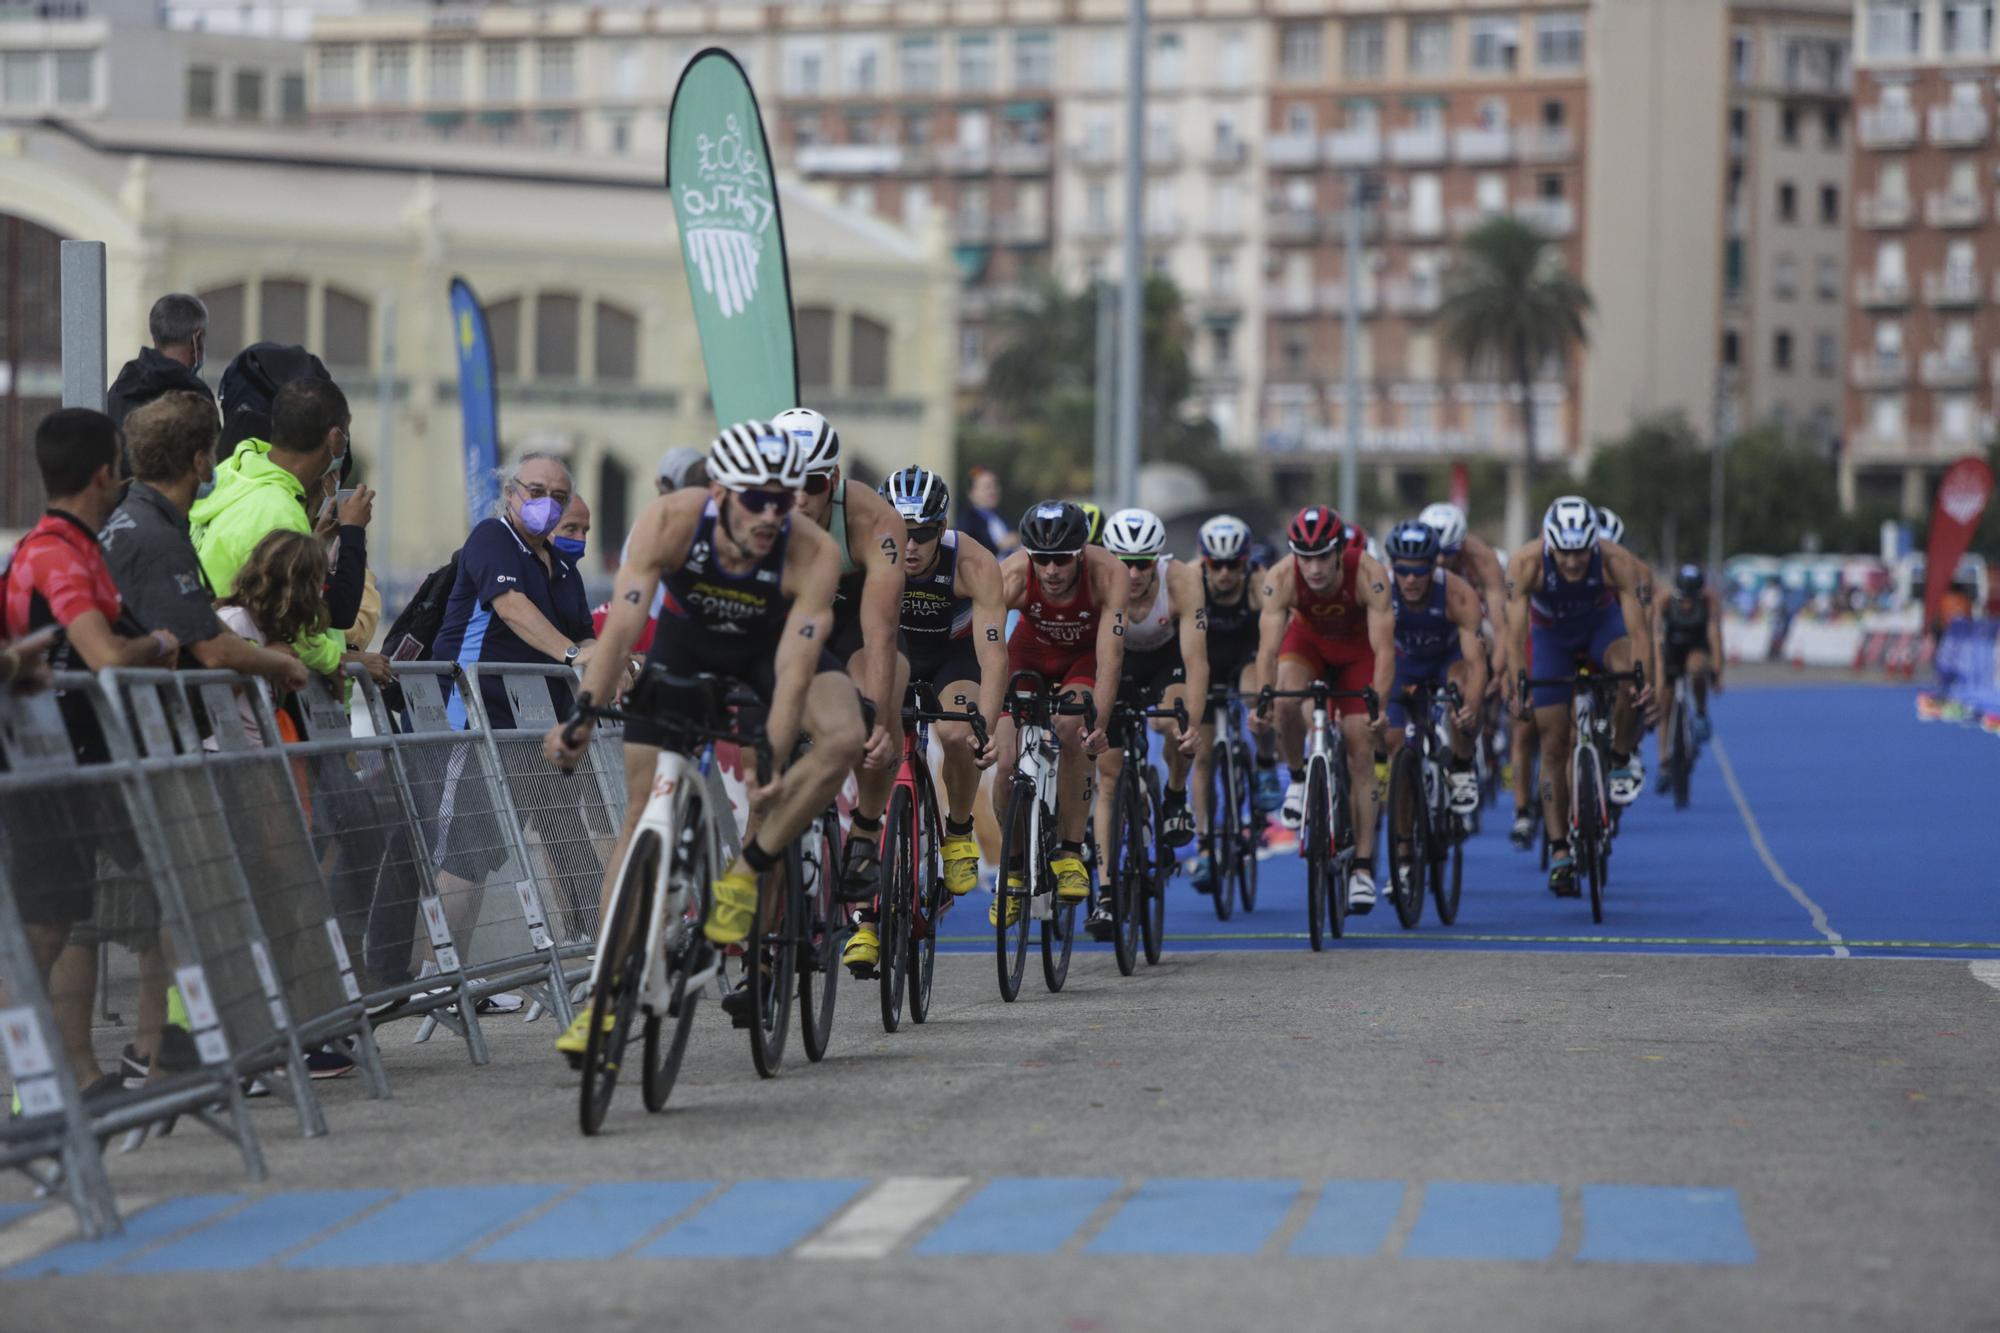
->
xmin=1323 ymin=126 xmax=1382 ymax=166
xmin=1385 ymin=277 xmax=1443 ymax=315
xmin=993 ymin=214 xmax=1049 ymax=245
xmin=1269 ymin=210 xmax=1321 ymax=242
xmin=1857 ymin=105 xmax=1919 ymax=149
xmin=1519 ymin=126 xmax=1576 ymax=162
xmin=1928 ymin=103 xmax=1989 ymax=147
xmin=1515 ymin=199 xmax=1576 ymax=236
xmin=1925 ymin=269 xmax=1981 ymax=307
xmin=1388 ymin=126 xmax=1448 ymax=164
xmin=1453 ymin=125 xmax=1514 ymax=163
xmin=1267 ymin=132 xmax=1319 ymax=168
xmin=1144 ymin=215 xmax=1184 ymax=242
xmin=1067 ymin=140 xmax=1117 ymax=170
xmin=994 ymin=142 xmax=1052 ymax=173
xmin=1264 ymin=284 xmax=1318 ymax=316
xmin=1198 ymin=287 xmax=1243 ymax=317
xmin=1145 ymin=139 xmax=1181 ymax=169
xmin=1318 ymin=281 xmax=1379 ymax=316
xmin=1199 ymin=216 xmax=1247 ymax=242
xmin=1854 ymin=273 xmax=1912 ymax=308
xmin=938 ymin=144 xmax=991 ymax=172
xmin=1927 ymin=190 xmax=1984 ymax=228
xmin=1923 ymin=349 xmax=1982 ymax=388
xmin=794 ymin=144 xmax=903 ymax=174
xmin=952 ymin=214 xmax=994 ymax=242
xmin=1850 ymin=352 xmax=1909 ymax=389
xmin=1077 ymin=216 xmax=1116 ymax=244
xmin=1856 ymin=192 xmax=1914 ymax=229
xmin=1385 ymin=208 xmax=1446 ymax=241
xmin=1203 ymin=139 xmax=1249 ymax=169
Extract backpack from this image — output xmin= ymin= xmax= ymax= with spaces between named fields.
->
xmin=383 ymin=551 xmax=460 ymax=661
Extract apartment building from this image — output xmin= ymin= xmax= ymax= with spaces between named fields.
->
xmin=1846 ymin=0 xmax=1999 ymax=516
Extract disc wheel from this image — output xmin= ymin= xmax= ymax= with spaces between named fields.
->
xmin=746 ymin=859 xmax=796 ymax=1078
xmin=907 ymin=781 xmax=944 ymax=1025
xmin=994 ymin=779 xmax=1035 ymax=1002
xmin=642 ymin=817 xmax=708 ymax=1113
xmin=580 ymin=832 xmax=653 ymax=1136
xmin=877 ymin=789 xmax=913 ymax=1034
xmin=1305 ymin=763 xmax=1329 ymax=952
xmin=798 ymin=812 xmax=841 ymax=1063
xmin=1385 ymin=748 xmax=1426 ymax=930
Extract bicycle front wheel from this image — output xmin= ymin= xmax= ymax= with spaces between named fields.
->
xmin=1385 ymin=748 xmax=1426 ymax=931
xmin=908 ymin=777 xmax=945 ymax=1024
xmin=1107 ymin=769 xmax=1145 ymax=975
xmin=1670 ymin=697 xmax=1692 ymax=810
xmin=643 ymin=816 xmax=709 ymax=1114
xmin=994 ymin=779 xmax=1035 ymax=1002
xmin=1141 ymin=768 xmax=1166 ymax=966
xmin=747 ymin=855 xmax=797 ymax=1077
xmin=878 ymin=788 xmax=913 ymax=1033
xmin=1209 ymin=744 xmax=1237 ymax=922
xmin=581 ymin=831 xmax=656 ymax=1136
xmin=1305 ymin=763 xmax=1329 ymax=952
xmin=1327 ymin=762 xmax=1352 ymax=941
xmin=798 ymin=811 xmax=841 ymax=1062
xmin=1432 ymin=824 xmax=1464 ymax=927
xmin=1576 ymin=745 xmax=1605 ymax=924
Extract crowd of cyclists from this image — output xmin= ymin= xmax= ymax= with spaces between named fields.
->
xmin=537 ymin=411 xmax=1723 ymax=1093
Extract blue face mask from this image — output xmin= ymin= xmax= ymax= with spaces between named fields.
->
xmin=551 ymin=534 xmax=587 ymax=561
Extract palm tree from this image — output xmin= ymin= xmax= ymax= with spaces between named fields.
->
xmin=1439 ymin=214 xmax=1593 ymax=549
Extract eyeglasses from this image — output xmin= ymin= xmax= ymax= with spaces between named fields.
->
xmin=1030 ymin=552 xmax=1077 ymax=567
xmin=1204 ymin=556 xmax=1247 ymax=571
xmin=516 ymin=482 xmax=573 ymax=507
xmin=735 ymin=488 xmax=795 ymax=516
xmin=802 ymin=473 xmax=835 ymax=497
xmin=1118 ymin=556 xmax=1158 ymax=570
xmin=907 ymin=525 xmax=943 ymax=544
xmin=1392 ymin=564 xmax=1433 ymax=579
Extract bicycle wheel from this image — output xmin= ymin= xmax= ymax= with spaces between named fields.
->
xmin=747 ymin=854 xmax=797 ymax=1077
xmin=1432 ymin=828 xmax=1463 ymax=926
xmin=1238 ymin=744 xmax=1260 ymax=914
xmin=1670 ymin=698 xmax=1692 ymax=810
xmin=1327 ymin=763 xmax=1352 ymax=941
xmin=1575 ymin=746 xmax=1605 ymax=924
xmin=908 ymin=777 xmax=945 ymax=1025
xmin=994 ymin=779 xmax=1035 ymax=1002
xmin=581 ymin=833 xmax=655 ymax=1135
xmin=642 ymin=816 xmax=708 ymax=1114
xmin=877 ymin=788 xmax=913 ymax=1034
xmin=1385 ymin=748 xmax=1426 ymax=930
xmin=1039 ymin=870 xmax=1076 ymax=993
xmin=1209 ymin=744 xmax=1236 ymax=922
xmin=1111 ymin=767 xmax=1148 ymax=974
xmin=797 ymin=812 xmax=841 ymax=1063
xmin=1141 ymin=768 xmax=1166 ymax=966
xmin=1305 ymin=762 xmax=1329 ymax=952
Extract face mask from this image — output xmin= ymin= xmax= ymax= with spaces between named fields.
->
xmin=551 ymin=535 xmax=587 ymax=561
xmin=518 ymin=495 xmax=563 ymax=538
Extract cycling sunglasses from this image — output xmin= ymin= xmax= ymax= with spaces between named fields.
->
xmin=801 ymin=473 xmax=835 ymax=496
xmin=907 ymin=524 xmax=943 ymax=544
xmin=735 ymin=488 xmax=795 ymax=516
xmin=1118 ymin=555 xmax=1158 ymax=569
xmin=1031 ymin=552 xmax=1078 ymax=567
xmin=1204 ymin=556 xmax=1247 ymax=571
xmin=1391 ymin=563 xmax=1434 ymax=579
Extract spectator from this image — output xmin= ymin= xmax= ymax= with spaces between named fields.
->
xmin=191 ymin=376 xmax=357 ymax=678
xmin=552 ymin=494 xmax=590 ymax=564
xmin=216 ymin=342 xmax=330 ymax=462
xmin=960 ymin=465 xmax=1017 ymax=554
xmin=655 ymin=445 xmax=706 ymax=494
xmin=105 ymin=293 xmax=214 ymax=436
xmin=102 ymin=392 xmax=309 ymax=692
xmin=213 ymin=531 xmax=331 ymax=746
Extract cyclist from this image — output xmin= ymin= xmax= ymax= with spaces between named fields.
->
xmin=842 ymin=467 xmax=1007 ymax=975
xmin=1089 ymin=507 xmax=1207 ymax=934
xmin=1190 ymin=514 xmax=1281 ymax=894
xmin=1078 ymin=501 xmax=1108 ymax=547
xmin=1504 ymin=496 xmax=1656 ymax=898
xmin=992 ymin=501 xmax=1129 ymax=923
xmin=1653 ymin=561 xmax=1723 ymax=783
xmin=1418 ymin=502 xmax=1523 ymax=840
xmin=1252 ymin=505 xmax=1395 ymax=914
xmin=777 ymin=408 xmax=910 ymax=907
xmin=544 ymin=421 xmax=864 ymax=1057
xmin=1374 ymin=519 xmax=1487 ymax=800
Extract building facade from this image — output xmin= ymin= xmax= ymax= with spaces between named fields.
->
xmin=1846 ymin=0 xmax=1998 ymax=516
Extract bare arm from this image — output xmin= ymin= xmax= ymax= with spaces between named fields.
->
xmin=1472 ymin=538 xmax=1510 ymax=680
xmin=575 ymin=492 xmax=698 ymax=714
xmin=192 ymin=630 xmax=310 ymax=690
xmin=956 ymin=536 xmax=1009 ymax=738
xmin=766 ymin=523 xmax=841 ymax=766
xmin=1172 ymin=561 xmax=1209 ymax=732
xmin=1448 ymin=573 xmax=1489 ymax=701
xmin=1607 ymin=545 xmax=1654 ymax=671
xmin=1360 ymin=556 xmax=1397 ymax=704
xmin=851 ymin=485 xmax=909 ymax=722
xmin=1252 ymin=558 xmax=1295 ymax=699
xmin=1707 ymin=587 xmax=1726 ymax=687
xmin=64 ymin=609 xmax=173 ymax=671
xmin=1505 ymin=544 xmax=1539 ymax=699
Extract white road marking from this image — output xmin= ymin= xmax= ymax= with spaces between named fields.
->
xmin=796 ymin=1176 xmax=970 ymax=1260
xmin=1712 ymin=738 xmax=1849 ymax=959
xmin=0 ymin=1194 xmax=149 ymax=1270
xmin=1971 ymin=962 xmax=2000 ymax=993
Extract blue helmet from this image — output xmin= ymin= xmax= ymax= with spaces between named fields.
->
xmin=1384 ymin=519 xmax=1441 ymax=565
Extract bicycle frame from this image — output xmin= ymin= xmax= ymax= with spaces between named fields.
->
xmin=586 ymin=746 xmax=723 ymax=1015
xmin=1395 ymin=679 xmax=1461 ymax=838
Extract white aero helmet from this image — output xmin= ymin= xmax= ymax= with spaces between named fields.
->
xmin=1543 ymin=495 xmax=1599 ymax=553
xmin=706 ymin=419 xmax=808 ymax=492
xmin=1595 ymin=505 xmax=1626 ymax=546
xmin=1198 ymin=514 xmax=1251 ymax=561
xmin=1104 ymin=507 xmax=1168 ymax=559
xmin=773 ymin=406 xmax=841 ymax=476
xmin=1417 ymin=502 xmax=1468 ymax=554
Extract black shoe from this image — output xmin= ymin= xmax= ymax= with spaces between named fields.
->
xmin=720 ymin=978 xmax=756 ymax=1030
xmin=80 ymin=1071 xmax=125 ymax=1104
xmin=1548 ymin=853 xmax=1580 ymax=897
xmin=838 ymin=833 xmax=882 ymax=904
xmin=1084 ymin=904 xmax=1114 ymax=942
xmin=1161 ymin=795 xmax=1195 ymax=850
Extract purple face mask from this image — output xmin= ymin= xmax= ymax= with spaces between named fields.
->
xmin=518 ymin=495 xmax=563 ymax=538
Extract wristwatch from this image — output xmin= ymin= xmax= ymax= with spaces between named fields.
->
xmin=563 ymin=644 xmax=580 ymax=666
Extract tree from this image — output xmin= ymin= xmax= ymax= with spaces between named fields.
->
xmin=1438 ymin=215 xmax=1593 ymax=549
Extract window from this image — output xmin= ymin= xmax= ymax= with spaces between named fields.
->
xmin=1722 ymin=330 xmax=1740 ymax=367
xmin=957 ymin=33 xmax=994 ymax=91
xmin=1820 ymin=184 xmax=1839 ymax=225
xmin=1210 ymin=325 xmax=1234 ymax=370
xmin=538 ymin=41 xmax=574 ymax=99
xmin=959 ymin=326 xmax=985 ymax=379
xmin=1866 ymin=1 xmax=1922 ymax=59
xmin=1410 ymin=174 xmax=1442 ymax=231
xmin=595 ymin=302 xmax=638 ymax=382
xmin=1781 ymin=106 xmax=1799 ymax=144
xmin=1535 ymin=13 xmax=1584 ymax=70
xmin=1876 ymin=239 xmax=1906 ymax=283
xmin=1815 ymin=255 xmax=1840 ymax=299
xmin=901 ymin=183 xmax=931 ymax=222
xmin=1218 ymin=28 xmax=1249 ymax=86
xmin=186 ymin=65 xmax=216 ymax=119
xmin=1773 ymin=330 xmax=1793 ymax=372
xmin=1538 ymin=173 xmax=1564 ymax=201
xmin=845 ymin=40 xmax=881 ymax=95
xmin=486 ymin=297 xmax=520 ymax=377
xmin=53 ymin=51 xmax=92 ymax=106
xmin=1476 ymin=172 xmax=1506 ymax=212
xmin=798 ymin=307 xmax=835 ymax=390
xmin=1089 ymin=31 xmax=1119 ymax=86
xmin=280 ymin=73 xmax=305 ymax=120
xmin=1730 ymin=105 xmax=1746 ymax=151
xmin=1151 ymin=31 xmax=1183 ymax=88
xmin=484 ymin=43 xmax=517 ymax=100
xmin=1343 ymin=19 xmax=1386 ymax=78
xmin=1943 ymin=1 xmax=1994 ymax=56
xmin=317 ymin=45 xmax=354 ymax=103
xmin=1814 ymin=332 xmax=1837 ymax=376
xmin=1085 ymin=181 xmax=1109 ymax=229
xmin=900 ymin=36 xmax=938 ymax=92
xmin=1543 ymin=98 xmax=1567 ymax=129
xmin=535 ymin=293 xmax=579 ymax=379
xmin=785 ymin=41 xmax=824 ymax=96
xmin=1822 ymin=106 xmax=1842 ymax=146
xmin=1775 ymin=256 xmax=1798 ymax=298
xmin=791 ymin=112 xmax=822 ymax=148
xmin=1947 ymin=237 xmax=1976 ymax=278
xmin=1408 ymin=18 xmax=1452 ymax=75
xmin=1470 ymin=16 xmax=1519 ymax=73
xmin=1732 ymin=32 xmax=1753 ymax=84
xmin=260 ymin=279 xmax=308 ymax=347
xmin=1210 ymin=251 xmax=1235 ymax=293
xmin=903 ymin=110 xmax=933 ymax=146
xmin=430 ymin=45 xmax=463 ymax=100
xmin=233 ymin=68 xmax=263 ymax=120
xmin=1777 ymin=181 xmax=1797 ymax=222
xmin=1283 ymin=333 xmax=1308 ymax=375
xmin=612 ymin=48 xmax=641 ymax=97
xmin=322 ymin=287 xmax=371 ymax=369
xmin=1279 ymin=22 xmax=1322 ymax=80
xmin=373 ymin=44 xmax=409 ymax=103
xmin=608 ymin=116 xmax=632 ymax=155
xmin=1015 ymin=30 xmax=1053 ymax=89
xmin=1283 ymin=102 xmax=1315 ymax=136
xmin=196 ymin=284 xmax=244 ymax=369
xmin=1941 ymin=393 xmax=1977 ymax=442
xmin=1869 ymin=393 xmax=1904 ymax=440
xmin=850 ymin=314 xmax=890 ymax=391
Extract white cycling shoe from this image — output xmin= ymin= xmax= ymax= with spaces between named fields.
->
xmin=1348 ymin=868 xmax=1377 ymax=915
xmin=1448 ymin=769 xmax=1480 ymax=815
xmin=1280 ymin=780 xmax=1306 ymax=830
xmin=1608 ymin=767 xmax=1642 ymax=806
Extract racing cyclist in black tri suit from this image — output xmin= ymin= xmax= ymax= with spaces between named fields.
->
xmin=1188 ymin=514 xmax=1281 ymax=895
xmin=1653 ymin=561 xmax=1723 ymax=787
xmin=545 ymin=420 xmax=864 ymax=1059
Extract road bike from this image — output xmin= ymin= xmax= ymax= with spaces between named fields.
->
xmin=1519 ymin=663 xmax=1645 ymax=924
xmin=1384 ymin=678 xmax=1468 ymax=929
xmin=993 ymin=671 xmax=1095 ymax=1001
xmin=1200 ymin=685 xmax=1260 ymax=921
xmin=1259 ymin=681 xmax=1378 ymax=952
xmin=562 ymin=670 xmax=768 ymax=1135
xmin=870 ymin=682 xmax=987 ymax=1032
xmin=1660 ymin=665 xmax=1708 ymax=810
xmin=1103 ymin=692 xmax=1188 ymax=974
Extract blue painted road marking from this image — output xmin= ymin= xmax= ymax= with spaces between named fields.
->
xmin=914 ymin=1177 xmax=1121 ymax=1256
xmin=0 ymin=1204 xmax=40 ymax=1230
xmin=5 ymin=1195 xmax=242 ymax=1278
xmin=1405 ymin=1183 xmax=1563 ymax=1261
xmin=122 ymin=1189 xmax=395 ymax=1274
xmin=1287 ymin=1180 xmax=1406 ymax=1257
xmin=637 ymin=1179 xmax=867 ymax=1259
xmin=286 ymin=1184 xmax=563 ymax=1270
xmin=1576 ymin=1185 xmax=1757 ymax=1265
xmin=474 ymin=1181 xmax=717 ymax=1264
xmin=1086 ymin=1178 xmax=1298 ymax=1257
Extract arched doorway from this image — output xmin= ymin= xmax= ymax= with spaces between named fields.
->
xmin=1 ymin=213 xmax=67 ymax=530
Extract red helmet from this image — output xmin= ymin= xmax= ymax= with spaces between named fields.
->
xmin=1287 ymin=505 xmax=1346 ymax=556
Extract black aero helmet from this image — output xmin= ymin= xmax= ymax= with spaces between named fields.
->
xmin=880 ymin=465 xmax=950 ymax=526
xmin=1675 ymin=563 xmax=1705 ymax=596
xmin=1384 ymin=519 xmax=1441 ymax=565
xmin=1019 ymin=500 xmax=1088 ymax=554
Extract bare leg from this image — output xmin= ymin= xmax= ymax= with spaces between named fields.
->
xmin=49 ymin=943 xmax=100 ymax=1079
xmin=1274 ymin=658 xmax=1312 ymax=772
xmin=1604 ymin=637 xmax=1638 ymax=757
xmin=1536 ymin=705 xmax=1573 ymax=843
xmin=1192 ymin=722 xmax=1217 ymax=835
xmin=1092 ymin=745 xmax=1124 ymax=858
xmin=1053 ymin=711 xmax=1090 ymax=846
xmin=1342 ymin=713 xmax=1379 ymax=862
xmin=737 ymin=674 xmax=866 ymax=870
xmin=851 ymin=651 xmax=908 ymax=823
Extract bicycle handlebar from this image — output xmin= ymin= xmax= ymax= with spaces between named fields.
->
xmin=1257 ymin=683 xmax=1380 ymax=722
xmin=1000 ymin=670 xmax=1098 ymax=731
xmin=1518 ymin=663 xmax=1646 ymax=697
xmin=902 ymin=681 xmax=990 ymax=749
xmin=564 ymin=689 xmax=774 ymax=785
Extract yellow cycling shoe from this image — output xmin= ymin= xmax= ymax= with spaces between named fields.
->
xmin=555 ymin=1005 xmax=613 ymax=1068
xmin=843 ymin=923 xmax=880 ymax=976
xmin=989 ymin=872 xmax=1025 ymax=926
xmin=1052 ymin=856 xmax=1090 ymax=902
xmin=705 ymin=867 xmax=759 ymax=946
xmin=941 ymin=835 xmax=980 ymax=896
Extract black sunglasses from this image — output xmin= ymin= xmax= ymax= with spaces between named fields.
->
xmin=735 ymin=488 xmax=795 ymax=516
xmin=1031 ymin=552 xmax=1077 ymax=567
xmin=802 ymin=473 xmax=835 ymax=496
xmin=907 ymin=524 xmax=943 ymax=544
xmin=1392 ymin=564 xmax=1433 ymax=578
xmin=1204 ymin=556 xmax=1247 ymax=571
